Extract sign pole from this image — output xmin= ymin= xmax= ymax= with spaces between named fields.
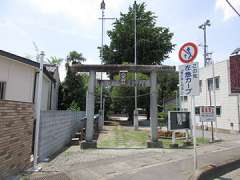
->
xmin=192 ymin=95 xmax=197 ymax=170
xmin=178 ymin=42 xmax=199 ymax=171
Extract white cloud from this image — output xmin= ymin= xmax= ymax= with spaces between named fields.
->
xmin=27 ymin=0 xmax=124 ymax=27
xmin=216 ymin=0 xmax=240 ymax=20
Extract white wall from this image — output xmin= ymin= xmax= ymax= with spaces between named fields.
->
xmin=181 ymin=60 xmax=240 ymax=132
xmin=0 ymin=56 xmax=35 ymax=103
xmin=0 ymin=55 xmax=57 ymax=111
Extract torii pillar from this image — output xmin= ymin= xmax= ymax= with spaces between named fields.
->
xmin=147 ymin=71 xmax=163 ymax=148
xmin=81 ymin=70 xmax=97 ymax=149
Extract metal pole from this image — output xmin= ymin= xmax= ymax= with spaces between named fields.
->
xmin=33 ymin=51 xmax=45 ymax=170
xmin=192 ymin=96 xmax=197 ymax=170
xmin=134 ymin=1 xmax=138 ymax=129
xmin=212 ymin=57 xmax=218 ymax=140
xmin=99 ymin=8 xmax=104 ymax=130
xmin=203 ymin=26 xmax=207 ymax=67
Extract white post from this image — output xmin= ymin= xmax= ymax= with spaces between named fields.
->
xmin=172 ymin=131 xmax=176 ymax=144
xmin=192 ymin=96 xmax=197 ymax=170
xmin=33 ymin=51 xmax=45 ymax=170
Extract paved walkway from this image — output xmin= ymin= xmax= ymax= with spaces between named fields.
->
xmin=28 ymin=127 xmax=240 ymax=180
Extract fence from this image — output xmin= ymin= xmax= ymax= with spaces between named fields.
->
xmin=0 ymin=100 xmax=34 ymax=179
xmin=38 ymin=111 xmax=85 ymax=161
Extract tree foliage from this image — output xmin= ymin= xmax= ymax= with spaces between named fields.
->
xmin=158 ymin=71 xmax=179 ymax=111
xmin=102 ymin=2 xmax=174 ymax=65
xmin=110 ymin=72 xmax=149 ymax=120
xmin=47 ymin=56 xmax=63 ymax=65
xmin=67 ymin=51 xmax=86 ymax=64
xmin=58 ymin=51 xmax=88 ymax=110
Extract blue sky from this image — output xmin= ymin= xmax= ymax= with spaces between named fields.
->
xmin=0 ymin=0 xmax=239 ymax=81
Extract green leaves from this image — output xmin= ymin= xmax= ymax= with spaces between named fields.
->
xmin=67 ymin=51 xmax=86 ymax=64
xmin=102 ymin=2 xmax=174 ymax=65
xmin=47 ymin=56 xmax=63 ymax=65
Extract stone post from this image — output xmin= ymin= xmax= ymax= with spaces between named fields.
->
xmin=81 ymin=70 xmax=97 ymax=149
xmin=147 ymin=71 xmax=162 ymax=148
xmin=86 ymin=70 xmax=96 ymax=141
xmin=134 ymin=109 xmax=139 ymax=130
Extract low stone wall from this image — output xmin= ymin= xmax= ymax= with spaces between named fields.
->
xmin=38 ymin=111 xmax=85 ymax=161
xmin=0 ymin=100 xmax=34 ymax=179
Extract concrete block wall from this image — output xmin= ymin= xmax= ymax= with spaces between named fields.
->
xmin=0 ymin=100 xmax=34 ymax=179
xmin=38 ymin=111 xmax=85 ymax=161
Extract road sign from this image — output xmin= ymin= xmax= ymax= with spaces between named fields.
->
xmin=179 ymin=62 xmax=200 ymax=96
xmin=200 ymin=106 xmax=215 ymax=122
xmin=168 ymin=111 xmax=191 ymax=130
xmin=178 ymin=42 xmax=198 ymax=64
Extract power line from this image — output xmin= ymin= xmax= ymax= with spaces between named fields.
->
xmin=225 ymin=0 xmax=240 ymax=17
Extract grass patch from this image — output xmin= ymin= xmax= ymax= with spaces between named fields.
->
xmin=98 ymin=126 xmax=148 ymax=148
xmin=98 ymin=126 xmax=210 ymax=149
xmin=161 ymin=138 xmax=184 ymax=148
xmin=196 ymin=137 xmax=209 ymax=144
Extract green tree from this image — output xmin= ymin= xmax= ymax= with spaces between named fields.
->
xmin=59 ymin=51 xmax=88 ymax=110
xmin=110 ymin=72 xmax=149 ymax=121
xmin=102 ymin=2 xmax=174 ymax=65
xmin=47 ymin=56 xmax=63 ymax=65
xmin=67 ymin=51 xmax=86 ymax=64
xmin=158 ymin=71 xmax=179 ymax=111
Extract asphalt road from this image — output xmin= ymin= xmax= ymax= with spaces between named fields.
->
xmin=32 ymin=129 xmax=240 ymax=180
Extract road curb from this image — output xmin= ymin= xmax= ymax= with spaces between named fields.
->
xmin=191 ymin=159 xmax=240 ymax=180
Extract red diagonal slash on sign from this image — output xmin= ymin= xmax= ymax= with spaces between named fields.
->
xmin=182 ymin=48 xmax=191 ymax=57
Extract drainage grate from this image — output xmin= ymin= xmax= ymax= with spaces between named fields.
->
xmin=30 ymin=173 xmax=71 ymax=180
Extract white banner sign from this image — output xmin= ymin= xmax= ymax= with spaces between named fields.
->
xmin=179 ymin=62 xmax=200 ymax=96
xmin=200 ymin=106 xmax=215 ymax=122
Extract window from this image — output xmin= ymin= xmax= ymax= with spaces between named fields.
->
xmin=199 ymin=80 xmax=202 ymax=92
xmin=216 ymin=106 xmax=221 ymax=116
xmin=195 ymin=106 xmax=200 ymax=115
xmin=181 ymin=96 xmax=188 ymax=102
xmin=215 ymin=77 xmax=220 ymax=89
xmin=0 ymin=82 xmax=6 ymax=100
xmin=207 ymin=77 xmax=220 ymax=90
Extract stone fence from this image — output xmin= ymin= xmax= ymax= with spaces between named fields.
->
xmin=38 ymin=111 xmax=86 ymax=161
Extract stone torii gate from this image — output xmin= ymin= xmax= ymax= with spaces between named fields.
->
xmin=71 ymin=64 xmax=175 ymax=148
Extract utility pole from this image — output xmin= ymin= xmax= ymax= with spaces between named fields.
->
xmin=133 ymin=0 xmax=139 ymax=130
xmin=199 ymin=19 xmax=210 ymax=67
xmin=99 ymin=0 xmax=115 ymax=130
xmin=100 ymin=0 xmax=105 ymax=131
xmin=199 ymin=20 xmax=218 ymax=142
xmin=33 ymin=51 xmax=45 ymax=171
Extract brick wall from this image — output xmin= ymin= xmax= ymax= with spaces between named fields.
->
xmin=0 ymin=100 xmax=34 ymax=179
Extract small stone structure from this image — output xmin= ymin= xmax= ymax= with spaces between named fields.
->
xmin=0 ymin=100 xmax=34 ymax=179
xmin=71 ymin=64 xmax=175 ymax=148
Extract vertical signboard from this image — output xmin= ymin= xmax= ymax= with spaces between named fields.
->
xmin=179 ymin=62 xmax=200 ymax=96
xmin=229 ymin=55 xmax=240 ymax=94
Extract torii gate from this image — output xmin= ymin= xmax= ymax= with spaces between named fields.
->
xmin=71 ymin=64 xmax=175 ymax=148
